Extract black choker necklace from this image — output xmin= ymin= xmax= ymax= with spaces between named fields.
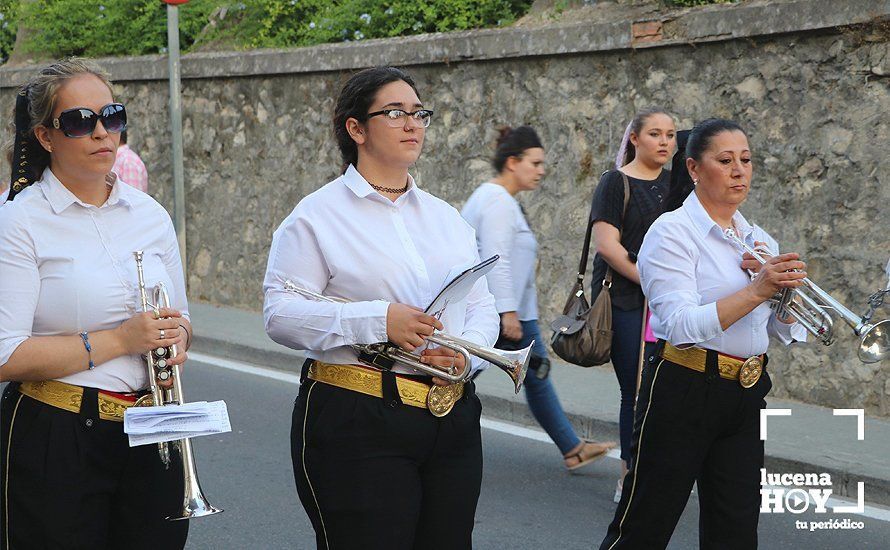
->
xmin=369 ymin=181 xmax=409 ymax=194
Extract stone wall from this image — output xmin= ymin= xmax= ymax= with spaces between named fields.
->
xmin=2 ymin=0 xmax=888 ymax=414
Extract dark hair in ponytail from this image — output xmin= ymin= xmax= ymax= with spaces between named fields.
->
xmin=685 ymin=118 xmax=746 ymax=161
xmin=332 ymin=66 xmax=419 ymax=174
xmin=5 ymin=57 xmax=112 ymax=200
xmin=492 ymin=125 xmax=543 ymax=173
xmin=663 ymin=129 xmax=694 ymax=212
xmin=615 ymin=107 xmax=672 ymax=168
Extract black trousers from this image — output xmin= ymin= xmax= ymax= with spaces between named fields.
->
xmin=599 ymin=350 xmax=772 ymax=550
xmin=0 ymin=384 xmax=188 ymax=550
xmin=291 ymin=367 xmax=483 ymax=550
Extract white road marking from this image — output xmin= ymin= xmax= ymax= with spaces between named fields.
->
xmin=190 ymin=352 xmax=890 ymax=522
xmin=190 ymin=352 xmax=302 ymax=385
xmin=480 ymin=417 xmax=552 ymax=444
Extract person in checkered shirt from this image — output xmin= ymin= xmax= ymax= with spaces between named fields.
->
xmin=111 ymin=129 xmax=148 ymax=192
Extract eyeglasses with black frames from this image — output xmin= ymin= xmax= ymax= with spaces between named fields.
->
xmin=366 ymin=108 xmax=434 ymax=128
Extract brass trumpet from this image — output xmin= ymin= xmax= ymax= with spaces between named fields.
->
xmin=725 ymin=230 xmax=889 ymax=363
xmin=134 ymin=251 xmax=222 ymax=520
xmin=283 ymin=281 xmax=531 ymax=393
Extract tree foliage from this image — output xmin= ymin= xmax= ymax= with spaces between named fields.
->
xmin=0 ymin=0 xmax=19 ymax=63
xmin=3 ymin=0 xmax=533 ymax=60
xmin=14 ymin=0 xmax=218 ymax=58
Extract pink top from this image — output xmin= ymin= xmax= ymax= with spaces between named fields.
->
xmin=111 ymin=144 xmax=148 ymax=192
xmin=644 ymin=309 xmax=656 ymax=343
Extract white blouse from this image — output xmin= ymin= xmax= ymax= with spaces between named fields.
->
xmin=639 ymin=191 xmax=806 ymax=358
xmin=263 ymin=165 xmax=499 ymax=374
xmin=0 ymin=168 xmax=189 ymax=392
xmin=461 ymin=182 xmax=538 ymax=321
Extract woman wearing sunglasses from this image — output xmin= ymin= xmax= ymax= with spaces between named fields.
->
xmin=264 ymin=66 xmax=499 ymax=548
xmin=0 ymin=58 xmax=191 ymax=549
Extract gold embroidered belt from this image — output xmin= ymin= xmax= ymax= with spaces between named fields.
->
xmin=307 ymin=361 xmax=465 ymax=417
xmin=661 ymin=342 xmax=764 ymax=389
xmin=18 ymin=380 xmax=141 ymax=422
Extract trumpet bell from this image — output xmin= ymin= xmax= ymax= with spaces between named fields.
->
xmin=496 ymin=344 xmax=531 ymax=394
xmin=168 ymin=439 xmax=224 ymax=520
xmin=436 ymin=334 xmax=533 ymax=394
xmin=168 ymin=491 xmax=223 ymax=521
xmin=858 ymin=319 xmax=890 ymax=364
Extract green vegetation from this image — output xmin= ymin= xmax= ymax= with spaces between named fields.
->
xmin=0 ymin=0 xmax=738 ymax=63
xmin=8 ymin=0 xmax=218 ymax=60
xmin=203 ymin=0 xmax=534 ymax=50
xmin=1 ymin=0 xmax=531 ymax=62
xmin=0 ymin=0 xmax=19 ymax=63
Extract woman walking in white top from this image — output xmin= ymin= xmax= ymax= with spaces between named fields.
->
xmin=462 ymin=126 xmax=616 ymax=470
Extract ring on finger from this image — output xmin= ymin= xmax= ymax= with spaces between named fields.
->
xmin=159 ymin=328 xmax=166 ymax=339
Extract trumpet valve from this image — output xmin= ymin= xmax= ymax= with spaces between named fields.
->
xmin=155 ymin=347 xmax=168 ymax=357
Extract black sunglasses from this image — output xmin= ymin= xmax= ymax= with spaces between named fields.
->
xmin=52 ymin=103 xmax=127 ymax=138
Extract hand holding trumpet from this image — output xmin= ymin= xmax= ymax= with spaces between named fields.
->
xmin=421 ymin=346 xmax=468 ymax=386
xmin=743 ymin=251 xmax=808 ymax=302
xmin=116 ymin=307 xmax=188 ymax=388
xmin=386 ymin=304 xmax=443 ymax=352
xmin=386 ymin=303 xmax=464 ymax=386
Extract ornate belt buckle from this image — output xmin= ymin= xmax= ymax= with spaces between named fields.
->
xmin=427 ymin=383 xmax=463 ymax=417
xmin=738 ymin=356 xmax=763 ymax=389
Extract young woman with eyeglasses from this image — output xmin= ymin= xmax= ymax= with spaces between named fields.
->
xmin=263 ymin=66 xmax=499 ymax=548
xmin=0 ymin=58 xmax=191 ymax=549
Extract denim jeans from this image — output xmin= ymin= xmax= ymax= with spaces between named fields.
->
xmin=610 ymin=306 xmax=644 ymax=463
xmin=502 ymin=320 xmax=582 ymax=456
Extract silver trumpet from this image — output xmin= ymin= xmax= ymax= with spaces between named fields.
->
xmin=134 ymin=251 xmax=223 ymax=520
xmin=283 ymin=281 xmax=531 ymax=393
xmin=725 ymin=229 xmax=889 ymax=363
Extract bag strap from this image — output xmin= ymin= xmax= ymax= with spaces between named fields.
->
xmin=577 ymin=171 xmax=631 ymax=284
xmin=575 ymin=211 xmax=596 ymax=282
xmin=603 ymin=172 xmax=631 ymax=287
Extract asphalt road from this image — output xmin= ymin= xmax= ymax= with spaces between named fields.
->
xmin=177 ymin=358 xmax=890 ymax=549
xmin=3 ymin=358 xmax=888 ymax=549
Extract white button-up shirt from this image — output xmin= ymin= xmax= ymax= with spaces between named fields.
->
xmin=639 ymin=191 xmax=806 ymax=357
xmin=263 ymin=165 xmax=499 ymax=373
xmin=461 ymin=182 xmax=538 ymax=321
xmin=0 ymin=168 xmax=188 ymax=392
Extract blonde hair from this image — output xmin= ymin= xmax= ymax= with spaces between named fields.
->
xmin=6 ymin=57 xmax=113 ymax=181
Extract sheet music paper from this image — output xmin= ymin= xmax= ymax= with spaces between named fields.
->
xmin=425 ymin=255 xmax=499 ymax=319
xmin=124 ymin=400 xmax=232 ymax=447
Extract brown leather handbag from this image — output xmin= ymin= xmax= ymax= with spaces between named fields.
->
xmin=550 ymin=172 xmax=630 ymax=367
